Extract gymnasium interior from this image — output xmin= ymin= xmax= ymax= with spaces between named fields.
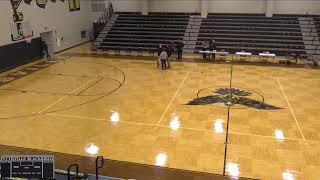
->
xmin=0 ymin=0 xmax=320 ymax=179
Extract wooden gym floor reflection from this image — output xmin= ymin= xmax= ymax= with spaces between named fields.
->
xmin=1 ymin=45 xmax=320 ymax=180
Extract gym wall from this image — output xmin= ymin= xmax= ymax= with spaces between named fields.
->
xmin=111 ymin=0 xmax=320 ymax=15
xmin=149 ymin=0 xmax=201 ymax=13
xmin=208 ymin=0 xmax=265 ymax=14
xmin=274 ymin=0 xmax=320 ymax=14
xmin=0 ymin=0 xmax=94 ymax=72
xmin=111 ymin=0 xmax=142 ymax=12
xmin=0 ymin=0 xmax=92 ymax=52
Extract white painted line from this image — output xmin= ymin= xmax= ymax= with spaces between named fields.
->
xmin=38 ymin=78 xmax=98 ymax=114
xmin=47 ymin=112 xmax=320 ymax=142
xmin=47 ymin=113 xmax=106 ymax=121
xmin=47 ymin=113 xmax=156 ymax=127
xmin=277 ymin=78 xmax=305 ymax=140
xmin=156 ymin=72 xmax=189 ymax=125
xmin=228 ymin=131 xmax=303 ymax=142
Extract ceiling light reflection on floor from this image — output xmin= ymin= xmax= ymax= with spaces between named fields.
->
xmin=214 ymin=119 xmax=224 ymax=134
xmin=155 ymin=153 xmax=167 ymax=166
xmin=282 ymin=170 xmax=294 ymax=180
xmin=275 ymin=129 xmax=285 ymax=141
xmin=110 ymin=111 xmax=120 ymax=123
xmin=85 ymin=143 xmax=99 ymax=155
xmin=227 ymin=162 xmax=240 ymax=178
xmin=169 ymin=115 xmax=180 ymax=130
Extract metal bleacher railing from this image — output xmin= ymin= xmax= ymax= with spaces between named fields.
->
xmin=54 ymin=156 xmax=125 ymax=180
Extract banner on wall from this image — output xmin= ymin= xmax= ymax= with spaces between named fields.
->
xmin=24 ymin=0 xmax=32 ymax=5
xmin=36 ymin=0 xmax=48 ymax=9
xmin=11 ymin=0 xmax=22 ymax=8
xmin=69 ymin=0 xmax=80 ymax=11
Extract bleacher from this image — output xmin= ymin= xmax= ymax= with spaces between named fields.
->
xmin=314 ymin=17 xmax=320 ymax=37
xmin=93 ymin=11 xmax=319 ymax=61
xmin=196 ymin=13 xmax=307 ymax=56
xmin=96 ymin=12 xmax=197 ymax=53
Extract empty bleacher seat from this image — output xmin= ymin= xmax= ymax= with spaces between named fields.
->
xmin=96 ymin=12 xmax=191 ymax=53
xmin=196 ymin=13 xmax=307 ymax=56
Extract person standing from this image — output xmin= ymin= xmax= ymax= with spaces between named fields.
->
xmin=202 ymin=40 xmax=210 ymax=59
xmin=157 ymin=44 xmax=163 ymax=57
xmin=176 ymin=39 xmax=184 ymax=60
xmin=41 ymin=40 xmax=50 ymax=59
xmin=209 ymin=38 xmax=216 ymax=59
xmin=167 ymin=43 xmax=175 ymax=69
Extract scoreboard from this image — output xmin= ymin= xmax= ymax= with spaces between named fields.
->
xmin=0 ymin=155 xmax=55 ymax=179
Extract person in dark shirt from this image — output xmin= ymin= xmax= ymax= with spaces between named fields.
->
xmin=168 ymin=42 xmax=175 ymax=58
xmin=209 ymin=38 xmax=216 ymax=59
xmin=202 ymin=40 xmax=210 ymax=59
xmin=175 ymin=39 xmax=184 ymax=60
xmin=167 ymin=43 xmax=175 ymax=69
xmin=157 ymin=44 xmax=163 ymax=57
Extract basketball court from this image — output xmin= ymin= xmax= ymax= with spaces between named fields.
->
xmin=0 ymin=43 xmax=320 ymax=179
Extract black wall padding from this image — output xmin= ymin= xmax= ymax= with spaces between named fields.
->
xmin=0 ymin=37 xmax=42 ymax=72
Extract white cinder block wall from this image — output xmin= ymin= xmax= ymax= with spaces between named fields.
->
xmin=208 ymin=0 xmax=266 ymax=14
xmin=149 ymin=0 xmax=201 ymax=13
xmin=110 ymin=0 xmax=142 ymax=12
xmin=274 ymin=0 xmax=320 ymax=14
xmin=0 ymin=0 xmax=319 ymax=49
xmin=111 ymin=0 xmax=320 ymax=14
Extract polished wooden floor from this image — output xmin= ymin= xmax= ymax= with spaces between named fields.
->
xmin=1 ymin=44 xmax=320 ymax=180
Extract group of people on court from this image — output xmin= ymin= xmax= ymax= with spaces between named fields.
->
xmin=157 ymin=40 xmax=184 ymax=70
xmin=201 ymin=38 xmax=216 ymax=59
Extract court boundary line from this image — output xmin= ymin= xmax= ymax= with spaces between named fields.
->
xmin=277 ymin=78 xmax=306 ymax=140
xmin=156 ymin=72 xmax=189 ymax=126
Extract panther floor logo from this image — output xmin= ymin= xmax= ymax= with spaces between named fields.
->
xmin=187 ymin=87 xmax=282 ymax=110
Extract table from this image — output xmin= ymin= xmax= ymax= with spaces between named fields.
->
xmin=199 ymin=50 xmax=229 ymax=60
xmin=199 ymin=50 xmax=229 ymax=55
xmin=235 ymin=52 xmax=252 ymax=61
xmin=258 ymin=53 xmax=276 ymax=62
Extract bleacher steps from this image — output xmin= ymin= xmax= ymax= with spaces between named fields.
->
xmin=183 ymin=15 xmax=202 ymax=53
xmin=299 ymin=17 xmax=320 ymax=61
xmin=93 ymin=14 xmax=119 ymax=47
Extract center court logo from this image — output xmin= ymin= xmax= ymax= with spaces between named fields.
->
xmin=187 ymin=87 xmax=282 ymax=110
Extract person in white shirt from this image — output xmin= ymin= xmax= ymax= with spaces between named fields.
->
xmin=158 ymin=50 xmax=169 ymax=70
